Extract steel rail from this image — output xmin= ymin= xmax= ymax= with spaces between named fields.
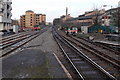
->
xmin=1 ymin=27 xmax=49 ymax=58
xmin=67 ymin=36 xmax=120 ymax=68
xmin=0 ymin=33 xmax=37 ymax=49
xmin=0 ymin=32 xmax=28 ymax=42
xmin=53 ymin=27 xmax=116 ymax=80
xmin=52 ymin=28 xmax=84 ymax=79
xmin=75 ymin=35 xmax=120 ymax=54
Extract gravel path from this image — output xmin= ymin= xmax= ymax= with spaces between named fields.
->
xmin=2 ymin=27 xmax=68 ymax=79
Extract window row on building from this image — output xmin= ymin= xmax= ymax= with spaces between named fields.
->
xmin=20 ymin=10 xmax=46 ymax=28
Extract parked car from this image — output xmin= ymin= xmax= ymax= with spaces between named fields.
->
xmin=8 ymin=29 xmax=15 ymax=35
xmin=1 ymin=30 xmax=8 ymax=36
xmin=0 ymin=31 xmax=4 ymax=36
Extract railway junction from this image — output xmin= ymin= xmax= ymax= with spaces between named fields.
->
xmin=1 ymin=26 xmax=120 ymax=80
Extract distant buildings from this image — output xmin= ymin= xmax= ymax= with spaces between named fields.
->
xmin=99 ymin=8 xmax=118 ymax=27
xmin=53 ymin=6 xmax=119 ymax=33
xmin=63 ymin=10 xmax=104 ymax=33
xmin=11 ymin=19 xmax=19 ymax=26
xmin=0 ymin=0 xmax=12 ymax=31
xmin=20 ymin=10 xmax=46 ymax=28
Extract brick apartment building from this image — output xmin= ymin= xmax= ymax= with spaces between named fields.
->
xmin=20 ymin=10 xmax=46 ymax=28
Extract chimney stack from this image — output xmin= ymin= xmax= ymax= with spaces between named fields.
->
xmin=66 ymin=7 xmax=68 ymax=16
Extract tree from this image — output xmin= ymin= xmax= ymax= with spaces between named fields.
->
xmin=53 ymin=18 xmax=60 ymax=26
xmin=92 ymin=4 xmax=99 ymax=11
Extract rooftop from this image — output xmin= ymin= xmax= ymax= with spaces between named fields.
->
xmin=3 ymin=0 xmax=12 ymax=2
xmin=26 ymin=10 xmax=34 ymax=13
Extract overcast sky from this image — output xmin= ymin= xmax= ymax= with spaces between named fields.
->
xmin=12 ymin=0 xmax=119 ymax=22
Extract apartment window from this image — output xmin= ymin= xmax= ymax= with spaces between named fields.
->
xmin=7 ymin=4 xmax=10 ymax=9
xmin=102 ymin=21 xmax=104 ymax=24
xmin=108 ymin=16 xmax=111 ymax=19
xmin=7 ymin=13 xmax=9 ymax=18
xmin=1 ymin=8 xmax=4 ymax=13
xmin=102 ymin=16 xmax=104 ymax=19
xmin=3 ymin=23 xmax=6 ymax=27
xmin=105 ymin=16 xmax=108 ymax=19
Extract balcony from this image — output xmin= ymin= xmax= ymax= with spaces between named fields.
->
xmin=3 ymin=0 xmax=12 ymax=2
xmin=0 ymin=8 xmax=2 ymax=12
xmin=9 ymin=6 xmax=12 ymax=11
xmin=0 ymin=4 xmax=3 ymax=11
xmin=0 ymin=16 xmax=3 ymax=22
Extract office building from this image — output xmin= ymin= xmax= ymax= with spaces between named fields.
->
xmin=0 ymin=0 xmax=12 ymax=31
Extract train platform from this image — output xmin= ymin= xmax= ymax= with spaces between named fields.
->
xmin=2 ymin=27 xmax=70 ymax=79
xmin=93 ymin=40 xmax=120 ymax=46
xmin=85 ymin=33 xmax=120 ymax=46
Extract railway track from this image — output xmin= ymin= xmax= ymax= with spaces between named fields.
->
xmin=55 ymin=29 xmax=120 ymax=79
xmin=0 ymin=32 xmax=28 ymax=42
xmin=0 ymin=27 xmax=49 ymax=58
xmin=68 ymin=35 xmax=120 ymax=65
xmin=0 ymin=32 xmax=35 ymax=49
xmin=75 ymin=35 xmax=120 ymax=54
xmin=52 ymin=27 xmax=117 ymax=80
xmin=93 ymin=41 xmax=120 ymax=52
xmin=67 ymin=35 xmax=120 ymax=66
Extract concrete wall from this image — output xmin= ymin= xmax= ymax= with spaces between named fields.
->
xmin=0 ymin=16 xmax=2 ymax=22
xmin=0 ymin=23 xmax=4 ymax=30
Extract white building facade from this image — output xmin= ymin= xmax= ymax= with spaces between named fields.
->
xmin=118 ymin=1 xmax=120 ymax=7
xmin=99 ymin=8 xmax=118 ymax=27
xmin=101 ymin=13 xmax=111 ymax=26
xmin=0 ymin=0 xmax=12 ymax=31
